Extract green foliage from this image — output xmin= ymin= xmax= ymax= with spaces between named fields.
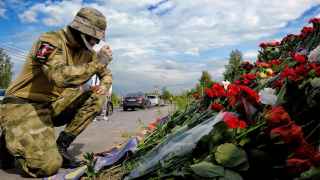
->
xmin=190 ymin=161 xmax=224 ymax=178
xmin=161 ymin=87 xmax=172 ymax=101
xmin=111 ymin=92 xmax=120 ymax=107
xmin=214 ymin=143 xmax=248 ymax=169
xmin=223 ymin=49 xmax=243 ymax=82
xmin=173 ymin=91 xmax=192 ymax=111
xmin=0 ymin=48 xmax=13 ymax=88
xmin=83 ymin=152 xmax=98 ymax=178
xmin=199 ymin=70 xmax=213 ymax=87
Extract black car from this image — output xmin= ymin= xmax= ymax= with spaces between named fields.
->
xmin=123 ymin=92 xmax=151 ymax=111
xmin=0 ymin=89 xmax=5 ymax=102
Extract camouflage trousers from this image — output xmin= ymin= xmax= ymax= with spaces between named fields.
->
xmin=0 ymin=89 xmax=106 ymax=177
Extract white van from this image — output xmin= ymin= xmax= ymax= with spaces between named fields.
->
xmin=147 ymin=95 xmax=159 ymax=106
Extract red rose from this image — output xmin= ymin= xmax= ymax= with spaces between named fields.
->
xmin=265 ymin=106 xmax=292 ymax=127
xmin=286 ymin=158 xmax=312 ymax=174
xmin=270 ymin=123 xmax=304 ymax=144
xmin=211 ymin=102 xmax=224 ymax=111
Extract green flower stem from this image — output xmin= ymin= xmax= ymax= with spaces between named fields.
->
xmin=236 ymin=121 xmax=266 ymax=140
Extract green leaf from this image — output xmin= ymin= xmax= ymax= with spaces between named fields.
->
xmin=218 ymin=169 xmax=243 ymax=180
xmin=276 ymin=82 xmax=287 ymax=105
xmin=190 ymin=161 xmax=225 ymax=178
xmin=214 ymin=143 xmax=248 ymax=168
xmin=300 ymin=166 xmax=320 ymax=180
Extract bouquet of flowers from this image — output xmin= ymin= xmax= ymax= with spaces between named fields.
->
xmin=99 ymin=17 xmax=320 ymax=180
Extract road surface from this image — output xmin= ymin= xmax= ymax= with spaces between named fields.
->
xmin=0 ymin=105 xmax=173 ymax=179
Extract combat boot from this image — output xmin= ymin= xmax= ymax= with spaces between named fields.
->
xmin=56 ymin=131 xmax=82 ymax=168
xmin=0 ymin=133 xmax=15 ymax=169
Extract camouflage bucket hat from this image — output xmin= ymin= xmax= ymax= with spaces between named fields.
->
xmin=70 ymin=7 xmax=106 ymax=40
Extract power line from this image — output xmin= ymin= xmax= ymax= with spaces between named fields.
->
xmin=0 ymin=43 xmax=29 ymax=55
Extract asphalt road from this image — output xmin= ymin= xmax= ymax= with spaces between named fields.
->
xmin=0 ymin=105 xmax=173 ymax=179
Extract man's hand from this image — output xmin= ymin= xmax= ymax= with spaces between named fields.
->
xmin=97 ymin=45 xmax=113 ymax=66
xmin=91 ymin=85 xmax=109 ymax=95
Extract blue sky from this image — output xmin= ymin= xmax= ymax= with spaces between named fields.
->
xmin=1 ymin=0 xmax=320 ymax=95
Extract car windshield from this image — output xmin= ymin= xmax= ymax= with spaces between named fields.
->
xmin=147 ymin=96 xmax=156 ymax=99
xmin=0 ymin=89 xmax=5 ymax=96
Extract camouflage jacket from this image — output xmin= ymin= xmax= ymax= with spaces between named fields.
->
xmin=6 ymin=27 xmax=112 ymax=102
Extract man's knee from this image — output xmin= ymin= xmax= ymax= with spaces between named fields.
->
xmin=22 ymin=149 xmax=63 ymax=177
xmin=39 ymin=152 xmax=63 ymax=176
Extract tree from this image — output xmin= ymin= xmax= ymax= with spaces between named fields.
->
xmin=199 ymin=70 xmax=212 ymax=88
xmin=0 ymin=48 xmax=13 ymax=88
xmin=111 ymin=92 xmax=120 ymax=107
xmin=198 ymin=70 xmax=213 ymax=96
xmin=223 ymin=49 xmax=243 ymax=82
xmin=161 ymin=87 xmax=172 ymax=102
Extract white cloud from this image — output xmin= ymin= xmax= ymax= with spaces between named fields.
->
xmin=0 ymin=8 xmax=5 ymax=18
xmin=13 ymin=0 xmax=320 ymax=93
xmin=243 ymin=50 xmax=258 ymax=59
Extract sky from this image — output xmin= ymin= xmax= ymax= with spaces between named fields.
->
xmin=1 ymin=0 xmax=320 ymax=95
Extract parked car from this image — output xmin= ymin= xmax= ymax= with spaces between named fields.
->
xmin=123 ymin=92 xmax=151 ymax=111
xmin=0 ymin=89 xmax=5 ymax=102
xmin=147 ymin=95 xmax=160 ymax=106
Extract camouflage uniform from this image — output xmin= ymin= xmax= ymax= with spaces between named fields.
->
xmin=0 ymin=7 xmax=111 ymax=177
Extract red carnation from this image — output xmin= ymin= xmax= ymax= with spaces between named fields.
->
xmin=239 ymin=85 xmax=260 ymax=104
xmin=292 ymin=52 xmax=307 ymax=64
xmin=227 ymin=84 xmax=240 ymax=97
xmin=281 ymin=67 xmax=300 ymax=81
xmin=293 ymin=142 xmax=319 ymax=161
xmin=223 ymin=112 xmax=246 ymax=129
xmin=211 ymin=83 xmax=226 ymax=97
xmin=227 ymin=84 xmax=241 ymax=106
xmin=205 ymin=88 xmax=214 ymax=98
xmin=309 ymin=18 xmax=320 ymax=24
xmin=265 ymin=106 xmax=292 ymax=127
xmin=192 ymin=92 xmax=200 ymax=99
xmin=270 ymin=59 xmax=281 ymax=65
xmin=259 ymin=42 xmax=267 ymax=49
xmin=241 ymin=73 xmax=256 ymax=80
xmin=239 ymin=120 xmax=247 ymax=128
xmin=256 ymin=61 xmax=271 ymax=68
xmin=286 ymin=158 xmax=312 ymax=174
xmin=211 ymin=102 xmax=224 ymax=111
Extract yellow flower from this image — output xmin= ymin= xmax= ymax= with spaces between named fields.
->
xmin=259 ymin=72 xmax=267 ymax=78
xmin=266 ymin=68 xmax=273 ymax=76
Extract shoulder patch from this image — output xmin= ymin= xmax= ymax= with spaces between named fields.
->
xmin=35 ymin=42 xmax=55 ymax=63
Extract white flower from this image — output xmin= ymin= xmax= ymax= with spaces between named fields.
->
xmin=259 ymin=88 xmax=277 ymax=106
xmin=222 ymin=80 xmax=231 ymax=90
xmin=308 ymin=45 xmax=320 ymax=62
